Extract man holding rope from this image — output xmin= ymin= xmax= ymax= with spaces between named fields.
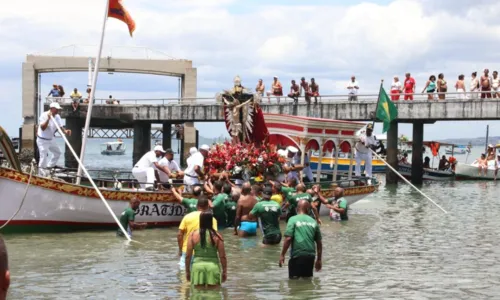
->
xmin=355 ymin=124 xmax=377 ymax=180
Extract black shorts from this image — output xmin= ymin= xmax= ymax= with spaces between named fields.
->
xmin=262 ymin=233 xmax=282 ymax=245
xmin=289 ymin=255 xmax=315 ymax=278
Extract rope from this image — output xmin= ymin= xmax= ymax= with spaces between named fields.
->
xmin=0 ymin=160 xmax=35 ymax=230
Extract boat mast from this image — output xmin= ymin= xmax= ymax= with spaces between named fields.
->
xmin=76 ymin=0 xmax=110 ymax=185
xmin=485 ymin=124 xmax=489 ymax=154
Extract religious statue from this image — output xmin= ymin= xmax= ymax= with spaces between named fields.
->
xmin=217 ymin=76 xmax=267 ymax=144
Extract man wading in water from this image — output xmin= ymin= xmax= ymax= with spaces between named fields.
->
xmin=0 ymin=236 xmax=9 ymax=300
xmin=171 ymin=186 xmax=203 ymax=214
xmin=235 ymin=182 xmax=258 ymax=237
xmin=280 ymin=200 xmax=322 ymax=279
xmin=249 ymin=186 xmax=282 ymax=245
xmin=117 ymin=197 xmax=147 ymax=238
xmin=314 ymin=186 xmax=349 ymax=221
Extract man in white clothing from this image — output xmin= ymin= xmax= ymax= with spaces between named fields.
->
xmin=155 ymin=148 xmax=183 ymax=186
xmin=347 ymin=76 xmax=359 ymax=101
xmin=37 ymin=102 xmax=71 ymax=176
xmin=183 ymin=144 xmax=210 ymax=190
xmin=286 ymin=146 xmax=301 ymax=182
xmin=355 ymin=124 xmax=376 ymax=178
xmin=302 ymin=152 xmax=314 ymax=182
xmin=132 ymin=145 xmax=165 ymax=191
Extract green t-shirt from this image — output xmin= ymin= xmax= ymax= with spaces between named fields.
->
xmin=250 ymin=200 xmax=281 ymax=237
xmin=281 ymin=186 xmax=296 ymax=200
xmin=225 ymin=201 xmax=237 ymax=227
xmin=285 ymin=214 xmax=322 ymax=258
xmin=256 ymin=196 xmax=262 ymax=202
xmin=288 ymin=193 xmax=313 ymax=215
xmin=212 ymin=193 xmax=228 ymax=223
xmin=118 ymin=207 xmax=135 ymax=235
xmin=329 ymin=197 xmax=348 ymax=220
xmin=181 ymin=198 xmax=198 ymax=214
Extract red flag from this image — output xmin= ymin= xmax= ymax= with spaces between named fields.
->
xmin=108 ymin=0 xmax=136 ymax=37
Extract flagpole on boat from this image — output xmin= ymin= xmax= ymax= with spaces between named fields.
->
xmin=76 ymin=0 xmax=111 ymax=185
xmin=50 ymin=115 xmax=133 ymax=241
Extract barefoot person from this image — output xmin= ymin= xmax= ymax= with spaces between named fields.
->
xmin=235 ymin=183 xmax=258 ymax=237
xmin=279 ymin=200 xmax=322 ymax=279
xmin=177 ymin=196 xmax=218 ymax=270
xmin=0 ymin=236 xmax=9 ymax=300
xmin=186 ymin=211 xmax=227 ymax=288
xmin=117 ymin=197 xmax=147 ymax=238
xmin=478 ymin=153 xmax=488 ymax=176
xmin=249 ymin=186 xmax=282 ymax=245
xmin=288 ymin=80 xmax=300 ymax=103
xmin=314 ymin=186 xmax=349 ymax=221
xmin=37 ymin=102 xmax=72 ymax=176
xmin=481 ymin=69 xmax=492 ymax=99
xmin=171 ymin=186 xmax=203 ymax=214
xmin=286 ymin=184 xmax=320 ymax=223
xmin=455 ymin=74 xmax=467 ymax=100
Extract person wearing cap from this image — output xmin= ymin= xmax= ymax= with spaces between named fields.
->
xmin=249 ymin=186 xmax=282 ymax=245
xmin=284 ymin=146 xmax=302 ymax=183
xmin=155 ymin=148 xmax=183 ymax=187
xmin=183 ymin=144 xmax=210 ymax=189
xmin=37 ymin=102 xmax=71 ymax=176
xmin=355 ymin=124 xmax=377 ymax=178
xmin=132 ymin=145 xmax=165 ymax=191
xmin=186 ymin=147 xmax=198 ymax=166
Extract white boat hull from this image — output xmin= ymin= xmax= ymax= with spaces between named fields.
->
xmin=455 ymin=161 xmax=498 ymax=180
xmin=0 ymin=167 xmax=377 ymax=233
xmin=398 ymin=164 xmax=454 ymax=181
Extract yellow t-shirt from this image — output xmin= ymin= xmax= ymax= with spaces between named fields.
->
xmin=271 ymin=194 xmax=283 ymax=205
xmin=179 ymin=211 xmax=218 ymax=253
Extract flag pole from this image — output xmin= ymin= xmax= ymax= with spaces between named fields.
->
xmin=372 ymin=79 xmax=384 ymax=129
xmin=76 ymin=0 xmax=110 ymax=185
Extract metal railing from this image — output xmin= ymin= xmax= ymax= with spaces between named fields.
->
xmin=44 ymin=91 xmax=499 ymax=106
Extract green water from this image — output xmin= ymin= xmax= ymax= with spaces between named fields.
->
xmin=5 ymin=178 xmax=500 ymax=299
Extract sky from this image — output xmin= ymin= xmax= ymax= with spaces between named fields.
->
xmin=1 ymin=0 xmax=500 ymax=140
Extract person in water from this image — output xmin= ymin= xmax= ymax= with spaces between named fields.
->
xmin=249 ymin=186 xmax=282 ymax=245
xmin=177 ymin=196 xmax=218 ymax=270
xmin=235 ymin=183 xmax=258 ymax=237
xmin=0 ymin=235 xmax=9 ymax=300
xmin=205 ymin=180 xmax=228 ymax=229
xmin=117 ymin=197 xmax=146 ymax=238
xmin=171 ymin=186 xmax=203 ymax=214
xmin=279 ymin=200 xmax=322 ymax=279
xmin=225 ymin=190 xmax=238 ymax=228
xmin=286 ymin=183 xmax=320 ymax=224
xmin=186 ymin=211 xmax=227 ymax=288
xmin=314 ymin=186 xmax=349 ymax=221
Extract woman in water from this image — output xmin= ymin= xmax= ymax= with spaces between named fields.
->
xmin=437 ymin=73 xmax=447 ymax=100
xmin=186 ymin=211 xmax=227 ymax=288
xmin=421 ymin=75 xmax=436 ymax=100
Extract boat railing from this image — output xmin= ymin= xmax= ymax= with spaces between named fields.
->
xmin=44 ymin=91 xmax=492 ymax=106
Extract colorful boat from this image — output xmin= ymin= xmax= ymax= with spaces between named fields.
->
xmin=0 ymin=125 xmax=378 ymax=233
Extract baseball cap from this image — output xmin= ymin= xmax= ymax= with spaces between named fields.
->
xmin=153 ymin=145 xmax=166 ymax=153
xmin=49 ymin=102 xmax=62 ymax=109
xmin=287 ymin=146 xmax=298 ymax=154
xmin=189 ymin=147 xmax=198 ymax=155
xmin=165 ymin=148 xmax=174 ymax=154
xmin=200 ymin=144 xmax=210 ymax=151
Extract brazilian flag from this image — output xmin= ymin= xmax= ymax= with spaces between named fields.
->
xmin=376 ymin=85 xmax=398 ymax=133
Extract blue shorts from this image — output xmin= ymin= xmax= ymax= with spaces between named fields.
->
xmin=239 ymin=221 xmax=257 ymax=235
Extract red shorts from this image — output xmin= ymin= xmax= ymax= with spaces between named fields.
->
xmin=391 ymin=90 xmax=400 ymax=101
xmin=404 ymin=91 xmax=413 ymax=100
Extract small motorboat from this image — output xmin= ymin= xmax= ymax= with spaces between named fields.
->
xmin=398 ymin=164 xmax=454 ymax=181
xmin=100 ymin=141 xmax=126 ymax=155
xmin=455 ymin=160 xmax=499 ymax=180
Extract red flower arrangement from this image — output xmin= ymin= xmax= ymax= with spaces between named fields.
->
xmin=204 ymin=141 xmax=286 ymax=178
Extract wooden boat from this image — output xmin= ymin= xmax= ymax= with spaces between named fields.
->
xmin=0 ymin=125 xmax=378 ymax=233
xmin=398 ymin=164 xmax=454 ymax=181
xmin=100 ymin=141 xmax=126 ymax=155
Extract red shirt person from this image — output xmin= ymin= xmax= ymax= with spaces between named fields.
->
xmin=403 ymin=73 xmax=416 ymax=100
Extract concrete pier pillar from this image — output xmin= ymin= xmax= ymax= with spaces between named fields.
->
xmin=183 ymin=122 xmax=196 ymax=165
xmin=64 ymin=118 xmax=83 ymax=168
xmin=133 ymin=122 xmax=151 ymax=166
xmin=162 ymin=122 xmax=172 ymax=151
xmin=411 ymin=121 xmax=424 ymax=184
xmin=386 ymin=120 xmax=399 ymax=184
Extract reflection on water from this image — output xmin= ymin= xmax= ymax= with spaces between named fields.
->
xmin=6 ymin=180 xmax=500 ymax=299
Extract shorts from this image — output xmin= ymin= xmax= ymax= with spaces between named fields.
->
xmin=289 ymin=255 xmax=315 ymax=278
xmin=179 ymin=252 xmax=195 ymax=270
xmin=262 ymin=233 xmax=282 ymax=245
xmin=404 ymin=92 xmax=413 ymax=100
xmin=238 ymin=221 xmax=257 ymax=235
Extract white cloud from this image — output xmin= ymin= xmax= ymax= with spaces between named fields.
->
xmin=2 ymin=0 xmax=500 ymax=138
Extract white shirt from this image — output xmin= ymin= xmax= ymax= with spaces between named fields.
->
xmin=156 ymin=158 xmax=180 ymax=181
xmin=37 ymin=111 xmax=63 ymax=140
xmin=355 ymin=134 xmax=377 ymax=154
xmin=184 ymin=152 xmax=204 ymax=177
xmin=347 ymin=81 xmax=359 ymax=95
xmin=135 ymin=151 xmax=159 ymax=168
xmin=303 ymin=154 xmax=314 ymax=181
xmin=391 ymin=81 xmax=402 ymax=91
xmin=286 ymin=154 xmax=301 ymax=181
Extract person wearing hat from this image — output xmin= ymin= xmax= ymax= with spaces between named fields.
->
xmin=186 ymin=147 xmax=198 ymax=167
xmin=37 ymin=102 xmax=71 ymax=176
xmin=155 ymin=148 xmax=183 ymax=187
xmin=249 ymin=186 xmax=282 ymax=245
xmin=132 ymin=145 xmax=165 ymax=191
xmin=355 ymin=124 xmax=377 ymax=178
xmin=284 ymin=146 xmax=302 ymax=183
xmin=183 ymin=144 xmax=210 ymax=189
xmin=486 ymin=144 xmax=496 ymax=161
